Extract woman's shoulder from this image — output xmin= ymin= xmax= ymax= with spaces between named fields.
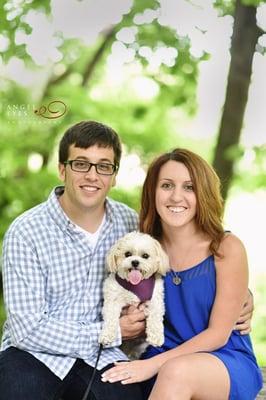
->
xmin=218 ymin=232 xmax=247 ymax=258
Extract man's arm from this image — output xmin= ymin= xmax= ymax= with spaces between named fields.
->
xmin=3 ymin=233 xmax=120 ymax=359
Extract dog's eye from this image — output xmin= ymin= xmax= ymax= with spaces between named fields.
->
xmin=125 ymin=251 xmax=132 ymax=257
xmin=142 ymin=253 xmax=150 ymax=259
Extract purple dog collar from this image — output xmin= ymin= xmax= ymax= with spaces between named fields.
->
xmin=115 ymin=274 xmax=155 ymax=302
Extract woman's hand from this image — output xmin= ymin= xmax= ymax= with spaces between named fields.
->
xmin=234 ymin=289 xmax=253 ymax=334
xmin=101 ymin=359 xmax=158 ymax=384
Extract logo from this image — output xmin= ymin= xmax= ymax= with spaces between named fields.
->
xmin=34 ymin=100 xmax=67 ymax=119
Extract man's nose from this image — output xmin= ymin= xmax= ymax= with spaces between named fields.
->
xmin=84 ymin=164 xmax=98 ymax=179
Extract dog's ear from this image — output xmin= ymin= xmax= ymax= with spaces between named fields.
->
xmin=153 ymin=239 xmax=170 ymax=275
xmin=106 ymin=241 xmax=120 ymax=272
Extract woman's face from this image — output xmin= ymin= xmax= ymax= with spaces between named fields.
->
xmin=155 ymin=160 xmax=197 ymax=230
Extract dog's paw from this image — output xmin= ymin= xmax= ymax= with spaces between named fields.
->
xmin=99 ymin=331 xmax=115 ymax=346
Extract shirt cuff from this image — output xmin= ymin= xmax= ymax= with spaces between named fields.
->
xmin=103 ymin=325 xmax=122 ymax=348
xmin=79 ymin=321 xmax=102 ymax=358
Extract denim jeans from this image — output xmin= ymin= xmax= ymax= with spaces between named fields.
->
xmin=0 ymin=347 xmax=144 ymax=400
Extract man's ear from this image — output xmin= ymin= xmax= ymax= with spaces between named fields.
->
xmin=112 ymin=175 xmax=117 ymax=187
xmin=58 ymin=163 xmax=66 ymax=182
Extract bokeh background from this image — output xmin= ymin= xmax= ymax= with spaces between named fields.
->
xmin=0 ymin=0 xmax=265 ymax=365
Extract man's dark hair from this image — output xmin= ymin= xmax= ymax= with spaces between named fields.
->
xmin=59 ymin=121 xmax=122 ymax=166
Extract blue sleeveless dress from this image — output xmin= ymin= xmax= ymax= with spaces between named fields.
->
xmin=141 ymin=255 xmax=263 ymax=399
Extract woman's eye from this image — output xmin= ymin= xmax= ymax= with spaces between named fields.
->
xmin=125 ymin=251 xmax=132 ymax=257
xmin=184 ymin=184 xmax=194 ymax=191
xmin=161 ymin=183 xmax=173 ymax=190
xmin=142 ymin=253 xmax=150 ymax=259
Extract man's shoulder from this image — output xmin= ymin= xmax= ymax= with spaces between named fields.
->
xmin=107 ymin=198 xmax=138 ymax=218
xmin=107 ymin=198 xmax=139 ymax=230
xmin=4 ymin=200 xmax=48 ymax=239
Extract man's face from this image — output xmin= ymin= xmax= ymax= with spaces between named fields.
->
xmin=58 ymin=144 xmax=117 ymax=215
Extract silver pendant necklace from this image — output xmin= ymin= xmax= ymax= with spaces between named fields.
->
xmin=171 ymin=271 xmax=181 ymax=285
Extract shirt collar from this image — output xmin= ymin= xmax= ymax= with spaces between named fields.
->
xmin=46 ymin=186 xmax=114 ymax=233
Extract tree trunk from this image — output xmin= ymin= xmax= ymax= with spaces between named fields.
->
xmin=212 ymin=0 xmax=262 ymax=200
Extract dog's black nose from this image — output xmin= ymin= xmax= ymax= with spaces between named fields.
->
xmin=131 ymin=260 xmax=139 ymax=268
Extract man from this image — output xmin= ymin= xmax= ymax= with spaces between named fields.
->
xmin=0 ymin=121 xmax=253 ymax=400
xmin=0 ymin=121 xmax=145 ymax=400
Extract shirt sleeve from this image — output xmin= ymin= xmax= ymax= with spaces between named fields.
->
xmin=126 ymin=207 xmax=139 ymax=232
xmin=2 ymin=233 xmax=121 ymax=359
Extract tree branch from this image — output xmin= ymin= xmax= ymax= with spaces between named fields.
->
xmin=81 ymin=26 xmax=116 ymax=87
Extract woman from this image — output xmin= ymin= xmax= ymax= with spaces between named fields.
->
xmin=102 ymin=148 xmax=263 ymax=399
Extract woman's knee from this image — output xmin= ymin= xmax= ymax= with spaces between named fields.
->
xmin=150 ymin=358 xmax=193 ymax=399
xmin=159 ymin=356 xmax=191 ymax=380
xmin=154 ymin=354 xmax=230 ymax=400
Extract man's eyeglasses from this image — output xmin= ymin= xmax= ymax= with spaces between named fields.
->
xmin=64 ymin=160 xmax=117 ymax=175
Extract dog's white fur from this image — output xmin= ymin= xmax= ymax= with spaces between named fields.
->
xmin=99 ymin=232 xmax=170 ymax=347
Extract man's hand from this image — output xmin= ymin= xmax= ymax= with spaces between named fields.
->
xmin=119 ymin=304 xmax=146 ymax=340
xmin=234 ymin=289 xmax=254 ymax=334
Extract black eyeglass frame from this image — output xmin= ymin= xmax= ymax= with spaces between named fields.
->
xmin=64 ymin=160 xmax=118 ymax=176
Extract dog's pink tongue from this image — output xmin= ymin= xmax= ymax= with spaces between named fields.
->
xmin=128 ymin=270 xmax=142 ymax=285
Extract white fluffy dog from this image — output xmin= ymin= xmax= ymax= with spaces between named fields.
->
xmin=99 ymin=232 xmax=169 ymax=348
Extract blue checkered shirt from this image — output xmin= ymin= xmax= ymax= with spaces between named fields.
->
xmin=1 ymin=187 xmax=138 ymax=379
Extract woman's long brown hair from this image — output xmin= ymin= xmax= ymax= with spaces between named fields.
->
xmin=139 ymin=148 xmax=225 ymax=256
